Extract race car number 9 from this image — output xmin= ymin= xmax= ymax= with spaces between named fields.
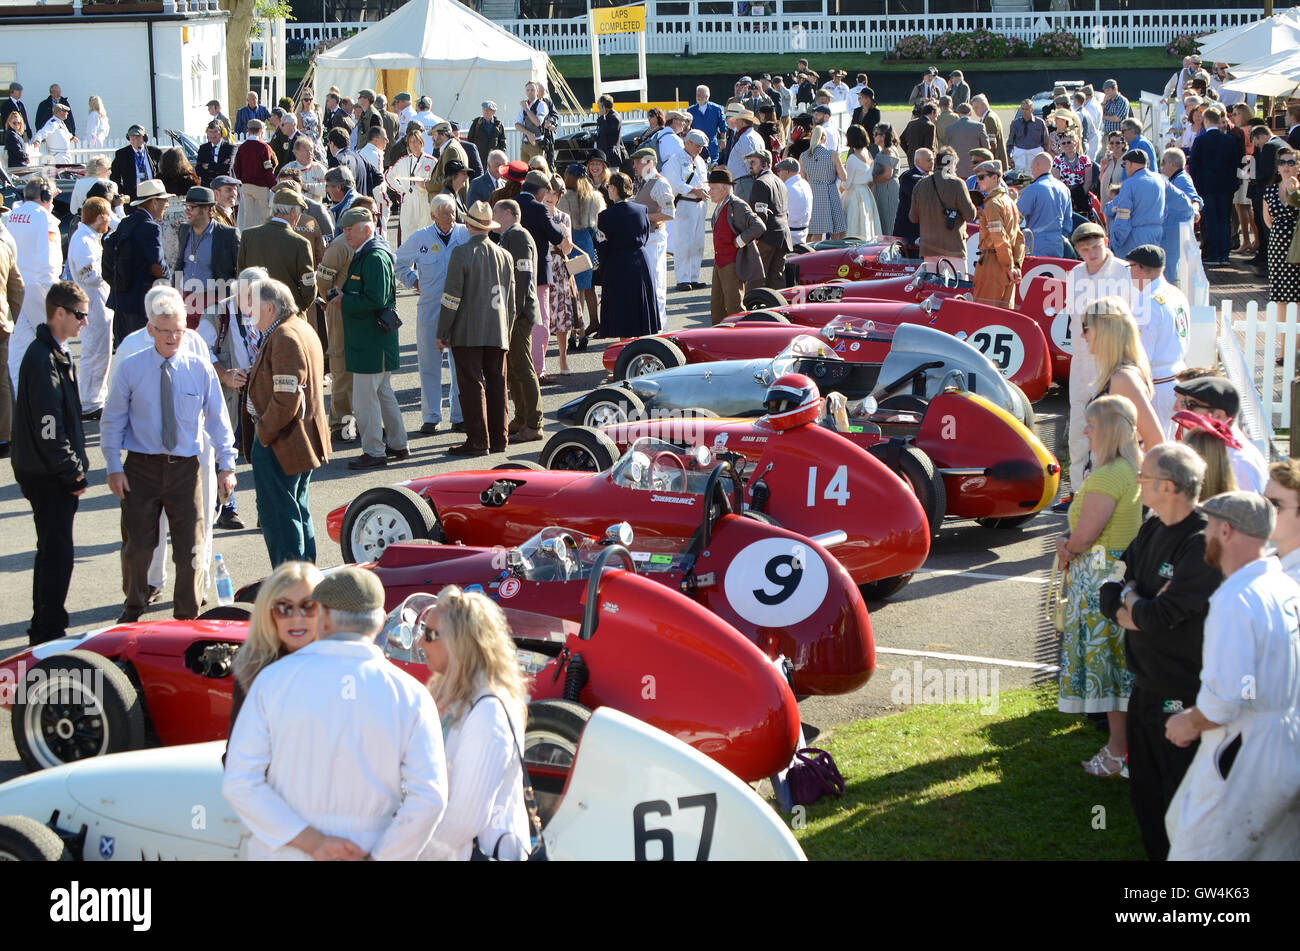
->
xmin=723 ymin=538 xmax=829 ymax=627
xmin=969 ymin=324 xmax=1024 ymax=377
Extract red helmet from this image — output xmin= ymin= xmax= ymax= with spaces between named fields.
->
xmin=764 ymin=373 xmax=821 ymax=431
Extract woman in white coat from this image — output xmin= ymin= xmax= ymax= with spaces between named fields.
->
xmin=418 ymin=585 xmax=532 ymax=861
xmin=385 ymin=127 xmax=437 ymax=246
xmin=84 ymin=95 xmax=110 ymax=149
xmin=840 ymin=124 xmax=881 ymax=240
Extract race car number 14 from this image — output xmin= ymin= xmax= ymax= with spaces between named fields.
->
xmin=723 ymin=538 xmax=829 ymax=627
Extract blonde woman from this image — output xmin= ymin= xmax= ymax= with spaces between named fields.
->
xmin=1173 ymin=411 xmax=1239 ymax=500
xmin=1055 ymin=395 xmax=1143 ymax=776
xmin=85 ymin=95 xmax=110 ymax=149
xmin=419 ymin=585 xmax=531 ymax=861
xmin=227 ymin=560 xmax=325 ymax=739
xmin=385 ymin=127 xmax=436 ymax=245
xmin=1081 ymin=297 xmax=1165 ymax=454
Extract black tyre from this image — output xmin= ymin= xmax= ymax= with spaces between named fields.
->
xmin=859 ymin=573 xmax=913 ymax=602
xmin=734 ymin=309 xmax=790 ymax=323
xmin=540 ymin=426 xmax=621 ymax=472
xmin=579 ymin=387 xmax=646 ymax=429
xmin=868 ymin=443 xmax=947 ymax=540
xmin=876 ymin=394 xmax=929 ymax=416
xmin=340 ymin=485 xmax=442 ymax=563
xmin=12 ymin=650 xmax=146 ymax=771
xmin=525 ymin=699 xmax=592 ymax=827
xmin=742 ymin=286 xmax=787 ymax=310
xmin=493 ymin=460 xmax=545 ymax=471
xmin=976 ymin=513 xmax=1038 ymax=530
xmin=0 ymin=816 xmax=69 ymax=861
xmin=198 ymin=606 xmax=251 ymax=621
xmin=613 ymin=337 xmax=686 ymax=380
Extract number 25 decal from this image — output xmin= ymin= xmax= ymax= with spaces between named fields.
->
xmin=968 ymin=324 xmax=1025 ymax=377
xmin=633 ymin=793 xmax=717 ymax=861
xmin=807 ymin=464 xmax=850 ymax=506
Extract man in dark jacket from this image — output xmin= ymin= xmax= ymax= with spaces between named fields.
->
xmin=900 ymin=103 xmax=937 ymax=167
xmin=1187 ymin=106 xmax=1243 ymax=266
xmin=237 ymin=187 xmax=317 ymax=313
xmin=107 ymin=178 xmax=172 ymax=347
xmin=1099 ymin=442 xmax=1222 ymax=860
xmin=467 ymin=102 xmax=507 ymax=169
xmin=707 ymin=168 xmax=766 ymax=324
xmin=894 ymin=148 xmax=931 ymax=245
xmin=744 ymin=149 xmax=792 ymax=291
xmin=1249 ymin=124 xmax=1286 ymax=265
xmin=516 ymin=171 xmax=572 ymax=368
xmin=34 ymin=84 xmax=75 ymax=137
xmin=493 ymin=199 xmax=543 ymax=443
xmin=196 ymin=121 xmax=235 ymax=187
xmin=12 ymin=281 xmax=90 ymax=645
xmin=109 ymin=125 xmax=164 ymax=202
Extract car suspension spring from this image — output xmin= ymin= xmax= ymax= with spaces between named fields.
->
xmin=563 ymin=653 xmax=588 ymax=702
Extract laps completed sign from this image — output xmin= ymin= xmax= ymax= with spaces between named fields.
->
xmin=592 ymin=3 xmax=646 ymax=34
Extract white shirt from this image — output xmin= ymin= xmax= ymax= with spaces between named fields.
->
xmin=656 ymin=129 xmax=685 ymax=165
xmin=662 ymin=149 xmax=708 ymax=199
xmin=281 ymin=160 xmax=328 ymax=201
xmin=1133 ymin=277 xmax=1188 ymax=378
xmin=398 ymin=105 xmax=418 ymax=128
xmin=6 ymin=200 xmax=62 ymax=287
xmin=33 ymin=116 xmax=76 ymax=158
xmin=1166 ymin=557 xmax=1300 ymax=860
xmin=1065 ymin=253 xmax=1135 ymax=402
xmin=515 ymin=98 xmax=548 ymax=137
xmin=1228 ymin=434 xmax=1269 ymax=493
xmin=359 ymin=142 xmax=384 ymax=173
xmin=108 ymin=324 xmax=208 ymax=391
xmin=223 ymin=635 xmax=449 ymax=861
xmin=726 ymin=126 xmax=766 ymax=181
xmin=1280 ymin=547 xmax=1300 ymax=586
xmin=931 ymin=75 xmax=949 ymax=97
xmin=198 ymin=298 xmax=256 ymax=372
xmin=820 ymin=121 xmax=842 ymax=154
xmin=66 ymin=221 xmax=107 ymax=302
xmin=419 ymin=690 xmax=529 ymax=861
xmin=822 ymin=81 xmax=851 ymax=107
xmin=784 ymin=173 xmax=813 ymax=237
xmin=70 ymin=174 xmax=109 ymax=215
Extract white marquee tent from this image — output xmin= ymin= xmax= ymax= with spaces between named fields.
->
xmin=313 ymin=0 xmax=550 ymax=128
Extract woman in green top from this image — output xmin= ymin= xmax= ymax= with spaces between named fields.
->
xmin=1055 ymin=395 xmax=1144 ymax=777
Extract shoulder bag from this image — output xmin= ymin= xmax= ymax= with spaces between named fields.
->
xmin=466 ymin=694 xmax=547 ymax=862
xmin=375 ymin=306 xmax=402 ymax=334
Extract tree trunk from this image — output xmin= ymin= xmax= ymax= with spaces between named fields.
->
xmin=222 ymin=0 xmax=258 ymax=114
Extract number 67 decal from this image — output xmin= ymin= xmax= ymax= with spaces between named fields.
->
xmin=807 ymin=465 xmax=850 ymax=506
xmin=632 ymin=793 xmax=717 ymax=861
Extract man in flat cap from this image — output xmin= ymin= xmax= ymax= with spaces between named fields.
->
xmin=238 ymin=186 xmax=316 ymax=314
xmin=972 ymin=161 xmax=1024 ymax=308
xmin=1125 ymin=244 xmax=1188 ymax=435
xmin=744 ymin=149 xmax=792 ymax=291
xmin=1164 ymin=491 xmax=1300 ymax=860
xmin=630 ymin=148 xmax=675 ymax=329
xmin=663 ymin=129 xmax=711 ymax=291
xmin=467 ymin=101 xmax=507 ymax=170
xmin=707 ymin=168 xmax=766 ymax=324
xmin=224 ymin=566 xmax=449 ymax=861
xmin=426 ymin=121 xmax=471 ymax=202
xmin=438 ymin=201 xmax=515 ymax=456
xmin=1172 ymin=374 xmax=1268 ymax=492
xmin=355 ymin=89 xmax=384 ymax=142
xmin=1105 ymin=148 xmax=1165 ymax=259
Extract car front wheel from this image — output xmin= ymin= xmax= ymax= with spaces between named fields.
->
xmin=0 ymin=816 xmax=69 ymax=861
xmin=340 ymin=485 xmax=443 ymax=563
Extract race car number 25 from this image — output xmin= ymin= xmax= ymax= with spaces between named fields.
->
xmin=723 ymin=538 xmax=829 ymax=627
xmin=969 ymin=324 xmax=1024 ymax=377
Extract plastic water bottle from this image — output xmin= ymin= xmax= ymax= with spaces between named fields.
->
xmin=214 ymin=555 xmax=234 ymax=606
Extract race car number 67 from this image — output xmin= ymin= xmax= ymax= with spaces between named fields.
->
xmin=723 ymin=538 xmax=829 ymax=627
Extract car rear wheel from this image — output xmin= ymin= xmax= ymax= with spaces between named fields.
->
xmin=613 ymin=338 xmax=686 ymax=380
xmin=868 ymin=443 xmax=946 ymax=539
xmin=540 ymin=426 xmax=621 ymax=472
xmin=525 ymin=699 xmax=592 ymax=827
xmin=742 ymin=287 xmax=787 ymax=310
xmin=579 ymin=387 xmax=646 ymax=429
xmin=340 ymin=485 xmax=442 ymax=563
xmin=734 ymin=309 xmax=789 ymax=323
xmin=859 ymin=573 xmax=914 ymax=602
xmin=13 ymin=650 xmax=146 ymax=772
xmin=493 ymin=461 xmax=545 ymax=471
xmin=0 ymin=816 xmax=69 ymax=861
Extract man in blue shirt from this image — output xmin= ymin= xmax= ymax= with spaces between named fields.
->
xmin=1016 ymin=153 xmax=1073 ymax=258
xmin=1106 ymin=149 xmax=1166 ymax=259
xmin=101 ymin=286 xmax=236 ymax=622
xmin=233 ymin=90 xmax=270 ymax=139
xmin=1119 ymin=118 xmax=1158 ymax=181
xmin=1160 ymin=148 xmax=1203 ymax=284
xmin=324 ymin=165 xmax=357 ymax=238
xmin=688 ymin=85 xmax=726 ymax=164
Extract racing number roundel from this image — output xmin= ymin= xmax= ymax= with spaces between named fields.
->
xmin=969 ymin=324 xmax=1025 ymax=378
xmin=499 ymin=577 xmax=521 ymax=599
xmin=723 ymin=538 xmax=829 ymax=628
xmin=1050 ymin=311 xmax=1072 ymax=354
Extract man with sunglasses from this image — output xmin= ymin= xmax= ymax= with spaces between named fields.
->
xmin=12 ymin=281 xmax=90 ymax=646
xmin=971 ymin=160 xmax=1023 ymax=308
xmin=1098 ymin=442 xmax=1221 ymax=859
xmin=1173 ymin=374 xmax=1268 ymax=492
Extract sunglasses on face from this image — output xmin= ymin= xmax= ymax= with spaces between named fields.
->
xmin=1179 ymin=398 xmax=1214 ymax=412
xmin=976 ymin=173 xmax=994 ymax=181
xmin=273 ymin=599 xmax=319 ymax=618
xmin=1280 ymin=160 xmax=1298 ymax=166
xmin=73 ymin=310 xmax=88 ymax=322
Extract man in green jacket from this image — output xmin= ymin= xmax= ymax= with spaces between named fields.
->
xmin=338 ymin=206 xmax=408 ymax=469
xmin=438 ymin=200 xmax=515 ymax=456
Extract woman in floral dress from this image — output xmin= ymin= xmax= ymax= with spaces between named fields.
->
xmin=542 ymin=175 xmax=577 ymax=377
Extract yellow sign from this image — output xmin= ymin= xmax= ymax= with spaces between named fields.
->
xmin=592 ymin=4 xmax=646 ymax=35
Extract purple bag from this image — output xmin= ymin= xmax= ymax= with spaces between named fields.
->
xmin=786 ymin=747 xmax=845 ymax=807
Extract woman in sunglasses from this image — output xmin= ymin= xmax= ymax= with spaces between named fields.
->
xmin=1262 ymin=147 xmax=1300 ymax=310
xmin=418 ymin=585 xmax=531 ymax=861
xmin=227 ymin=560 xmax=325 ymax=740
xmin=1080 ymin=296 xmax=1165 ymax=454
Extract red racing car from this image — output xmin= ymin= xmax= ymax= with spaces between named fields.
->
xmin=783 ymin=236 xmax=1076 ymax=288
xmin=0 ymin=531 xmax=805 ymax=784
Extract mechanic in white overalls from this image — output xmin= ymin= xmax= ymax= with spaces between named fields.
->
xmin=630 ymin=148 xmax=675 ymax=332
xmin=662 ymin=130 xmax=710 ymax=290
xmin=1125 ymin=244 xmax=1189 ymax=437
xmin=6 ymin=178 xmax=62 ymax=388
xmin=65 ymin=196 xmax=114 ymax=416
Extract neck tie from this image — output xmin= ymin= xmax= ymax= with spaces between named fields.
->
xmin=160 ymin=357 xmax=177 ymax=453
xmin=136 ymin=150 xmax=146 ymax=176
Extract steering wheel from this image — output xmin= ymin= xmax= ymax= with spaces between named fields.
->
xmin=650 ymin=451 xmax=688 ymax=493
xmin=935 ymin=257 xmax=959 ymax=287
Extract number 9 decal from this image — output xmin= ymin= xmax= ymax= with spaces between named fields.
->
xmin=723 ymin=538 xmax=829 ymax=627
xmin=969 ymin=324 xmax=1025 ymax=377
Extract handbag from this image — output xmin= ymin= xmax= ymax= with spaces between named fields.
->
xmin=375 ymin=306 xmax=402 ymax=334
xmin=786 ymin=748 xmax=845 ymax=807
xmin=466 ymin=695 xmax=547 ymax=862
xmin=1045 ymin=555 xmax=1067 ymax=634
xmin=566 ymin=248 xmax=593 ymax=276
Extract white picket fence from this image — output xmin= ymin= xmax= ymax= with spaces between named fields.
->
xmin=287 ymin=8 xmax=1261 ymax=56
xmin=1220 ymin=300 xmax=1298 ymax=448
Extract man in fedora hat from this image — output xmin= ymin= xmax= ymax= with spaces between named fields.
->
xmin=174 ymin=186 xmax=240 ymax=316
xmin=110 ymin=125 xmax=164 ymax=202
xmin=238 ymin=186 xmax=317 ymax=314
xmin=106 ymin=178 xmax=172 ymax=348
xmin=224 ymin=565 xmax=448 ymax=860
xmin=707 ymin=168 xmax=766 ymax=324
xmin=438 ymin=200 xmax=515 ymax=456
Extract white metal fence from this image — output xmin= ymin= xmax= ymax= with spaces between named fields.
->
xmin=1221 ymin=301 xmax=1298 ymax=448
xmin=287 ymin=8 xmax=1262 ymax=56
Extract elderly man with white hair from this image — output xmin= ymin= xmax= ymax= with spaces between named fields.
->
xmin=662 ymin=129 xmax=710 ymax=290
xmin=31 ymin=101 xmax=77 ymax=164
xmin=224 ymin=566 xmax=449 ymax=861
xmin=70 ymin=155 xmax=111 ymax=215
xmin=101 ymin=284 xmax=235 ymax=622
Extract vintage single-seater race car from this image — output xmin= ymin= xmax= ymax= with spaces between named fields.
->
xmin=605 ymin=299 xmax=1052 ymax=402
xmin=0 ymin=554 xmax=805 ymax=783
xmin=324 ymin=444 xmax=878 ymax=694
xmin=783 ymin=236 xmax=1077 ymax=288
xmin=559 ymin=323 xmax=1036 ymax=434
xmin=0 ymin=706 xmax=806 ymax=861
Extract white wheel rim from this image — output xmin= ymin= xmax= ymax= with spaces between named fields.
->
xmin=586 ymin=402 xmax=627 ymax=428
xmin=626 ymin=354 xmax=665 ymax=377
xmin=350 ymin=504 xmax=415 ymax=560
xmin=23 ymin=677 xmax=109 ymax=769
xmin=549 ymin=442 xmax=601 ymax=471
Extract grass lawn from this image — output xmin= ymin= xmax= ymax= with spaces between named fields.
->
xmin=550 ymin=46 xmax=1174 ymax=81
xmin=792 ymin=685 xmax=1144 ymax=860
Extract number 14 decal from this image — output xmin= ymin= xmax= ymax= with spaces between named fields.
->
xmin=807 ymin=465 xmax=850 ymax=506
